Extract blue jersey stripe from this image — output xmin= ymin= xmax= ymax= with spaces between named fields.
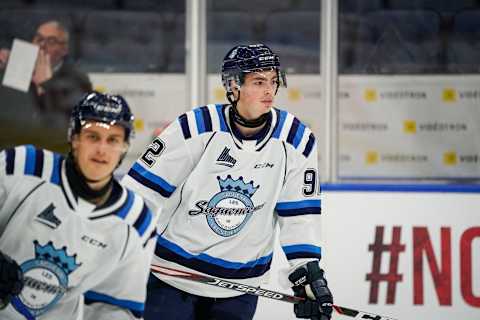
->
xmin=33 ymin=148 xmax=44 ymax=177
xmin=200 ymin=106 xmax=213 ymax=132
xmin=5 ymin=148 xmax=15 ymax=174
xmin=194 ymin=108 xmax=206 ymax=134
xmin=155 ymin=235 xmax=273 ymax=279
xmin=282 ymin=244 xmax=322 ymax=260
xmin=117 ymin=190 xmax=135 ymax=219
xmin=293 ymin=122 xmax=306 ymax=148
xmin=302 ymin=133 xmax=315 ymax=158
xmin=179 ymin=113 xmax=191 ymax=139
xmin=286 ymin=117 xmax=300 ymax=146
xmin=276 ymin=199 xmax=321 ymax=210
xmin=272 ymin=109 xmax=287 ymax=138
xmin=84 ymin=291 xmax=144 ymax=318
xmin=216 ymin=104 xmax=228 ymax=132
xmin=276 ymin=199 xmax=321 ymax=217
xmin=24 ymin=145 xmax=35 ymax=175
xmin=134 ymin=204 xmax=152 ymax=236
xmin=50 ymin=153 xmax=62 ymax=185
xmin=128 ymin=163 xmax=176 ymax=198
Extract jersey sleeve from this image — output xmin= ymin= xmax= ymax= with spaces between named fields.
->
xmin=0 ymin=145 xmax=63 ymax=184
xmin=83 ymin=225 xmax=156 ymax=320
xmin=275 ymin=131 xmax=323 ymax=270
xmin=121 ymin=113 xmax=204 ymax=220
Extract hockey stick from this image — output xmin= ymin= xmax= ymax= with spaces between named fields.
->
xmin=151 ymin=264 xmax=398 ymax=320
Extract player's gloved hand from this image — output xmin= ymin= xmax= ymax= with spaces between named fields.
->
xmin=0 ymin=251 xmax=24 ymax=310
xmin=288 ymin=261 xmax=333 ymax=320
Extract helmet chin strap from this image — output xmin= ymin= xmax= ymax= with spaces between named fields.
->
xmin=227 ymin=91 xmax=269 ymax=129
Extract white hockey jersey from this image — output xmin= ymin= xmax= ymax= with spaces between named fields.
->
xmin=122 ymin=104 xmax=323 ymax=298
xmin=0 ymin=145 xmax=157 ymax=319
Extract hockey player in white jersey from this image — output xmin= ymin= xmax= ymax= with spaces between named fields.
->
xmin=122 ymin=43 xmax=333 ymax=320
xmin=0 ymin=92 xmax=156 ymax=319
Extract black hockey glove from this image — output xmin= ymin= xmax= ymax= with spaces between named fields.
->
xmin=288 ymin=261 xmax=333 ymax=320
xmin=0 ymin=251 xmax=24 ymax=310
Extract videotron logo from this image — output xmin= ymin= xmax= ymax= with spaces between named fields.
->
xmin=403 ymin=120 xmax=467 ymax=134
xmin=366 ymin=151 xmax=428 ymax=165
xmin=443 ymin=151 xmax=479 ymax=165
xmin=443 ymin=88 xmax=480 ymax=102
xmin=364 ymin=88 xmax=426 ymax=102
xmin=342 ymin=122 xmax=388 ymax=131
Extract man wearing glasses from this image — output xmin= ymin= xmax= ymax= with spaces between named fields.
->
xmin=0 ymin=20 xmax=92 ymax=153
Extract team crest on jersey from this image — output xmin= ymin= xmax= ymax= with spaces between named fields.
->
xmin=14 ymin=241 xmax=81 ymax=317
xmin=189 ymin=175 xmax=264 ymax=237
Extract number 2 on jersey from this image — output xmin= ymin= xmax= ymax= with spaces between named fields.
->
xmin=140 ymin=138 xmax=165 ymax=167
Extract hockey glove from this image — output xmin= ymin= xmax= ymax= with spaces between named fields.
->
xmin=288 ymin=261 xmax=333 ymax=320
xmin=0 ymin=251 xmax=24 ymax=310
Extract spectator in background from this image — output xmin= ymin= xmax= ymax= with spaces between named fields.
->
xmin=0 ymin=20 xmax=92 ymax=153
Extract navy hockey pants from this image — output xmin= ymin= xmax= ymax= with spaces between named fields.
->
xmin=144 ymin=275 xmax=258 ymax=320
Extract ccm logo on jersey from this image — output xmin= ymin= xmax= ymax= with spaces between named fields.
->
xmin=81 ymin=235 xmax=108 ymax=249
xmin=254 ymin=162 xmax=274 ymax=169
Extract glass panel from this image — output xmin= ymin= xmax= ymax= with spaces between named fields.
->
xmin=337 ymin=0 xmax=480 ymax=182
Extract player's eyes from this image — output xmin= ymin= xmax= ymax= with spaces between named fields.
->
xmin=108 ymin=137 xmax=121 ymax=145
xmin=85 ymin=134 xmax=99 ymax=141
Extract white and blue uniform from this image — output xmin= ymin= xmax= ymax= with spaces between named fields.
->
xmin=0 ymin=145 xmax=157 ymax=319
xmin=122 ymin=104 xmax=323 ymax=298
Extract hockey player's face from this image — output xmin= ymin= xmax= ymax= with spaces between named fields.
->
xmin=72 ymin=121 xmax=127 ymax=185
xmin=235 ymin=70 xmax=278 ymax=120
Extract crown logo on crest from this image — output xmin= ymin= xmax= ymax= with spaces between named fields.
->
xmin=217 ymin=175 xmax=259 ymax=197
xmin=34 ymin=240 xmax=81 ymax=274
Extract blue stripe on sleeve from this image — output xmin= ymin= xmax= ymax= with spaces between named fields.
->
xmin=84 ymin=291 xmax=144 ymax=318
xmin=293 ymin=122 xmax=306 ymax=148
xmin=116 ymin=190 xmax=135 ymax=219
xmin=24 ymin=145 xmax=35 ymax=175
xmin=128 ymin=163 xmax=176 ymax=197
xmin=5 ymin=148 xmax=15 ymax=174
xmin=200 ymin=106 xmax=213 ymax=132
xmin=194 ymin=107 xmax=206 ymax=134
xmin=179 ymin=113 xmax=191 ymax=139
xmin=276 ymin=199 xmax=321 ymax=217
xmin=286 ymin=117 xmax=300 ymax=146
xmin=33 ymin=148 xmax=44 ymax=177
xmin=272 ymin=109 xmax=287 ymax=138
xmin=302 ymin=133 xmax=315 ymax=158
xmin=216 ymin=104 xmax=228 ymax=132
xmin=282 ymin=244 xmax=322 ymax=260
xmin=134 ymin=204 xmax=153 ymax=237
xmin=50 ymin=153 xmax=62 ymax=185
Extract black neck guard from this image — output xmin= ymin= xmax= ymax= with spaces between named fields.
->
xmin=65 ymin=153 xmax=113 ymax=201
xmin=231 ymin=102 xmax=269 ymax=128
